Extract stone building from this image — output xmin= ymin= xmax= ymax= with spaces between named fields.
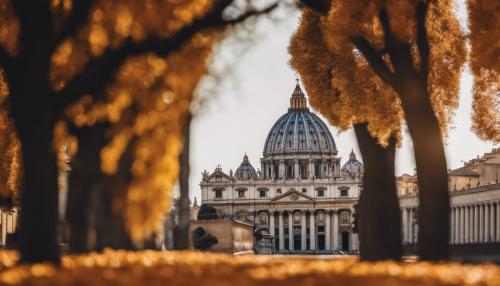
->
xmin=399 ymin=148 xmax=500 ymax=245
xmin=200 ymin=83 xmax=363 ymax=253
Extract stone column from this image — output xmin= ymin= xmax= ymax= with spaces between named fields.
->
xmin=325 ymin=210 xmax=331 ymax=250
xmin=301 ymin=211 xmax=307 ymax=251
xmin=332 ymin=210 xmax=339 ymax=250
xmin=490 ymin=203 xmax=495 ymax=243
xmin=288 ymin=212 xmax=294 ymax=251
xmin=310 ymin=211 xmax=316 ymax=250
xmin=454 ymin=207 xmax=460 ymax=244
xmin=278 ymin=211 xmax=284 ymax=250
xmin=270 ymin=161 xmax=274 ymax=179
xmin=485 ymin=204 xmax=490 ymax=242
xmin=496 ymin=202 xmax=500 ymax=243
xmin=269 ymin=212 xmax=275 ymax=238
xmin=465 ymin=206 xmax=469 ymax=244
xmin=468 ymin=206 xmax=472 ymax=243
xmin=352 ymin=233 xmax=358 ymax=249
xmin=475 ymin=204 xmax=480 ymax=243
xmin=479 ymin=204 xmax=484 ymax=243
xmin=460 ymin=206 xmax=465 ymax=244
xmin=402 ymin=208 xmax=408 ymax=243
xmin=456 ymin=207 xmax=460 ymax=244
xmin=408 ymin=208 xmax=413 ymax=243
xmin=309 ymin=159 xmax=314 ymax=179
xmin=294 ymin=159 xmax=299 ymax=179
xmin=450 ymin=207 xmax=454 ymax=244
xmin=279 ymin=160 xmax=285 ymax=179
xmin=321 ymin=159 xmax=327 ymax=178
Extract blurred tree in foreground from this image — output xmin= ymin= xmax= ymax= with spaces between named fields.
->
xmin=292 ymin=0 xmax=497 ymax=261
xmin=0 ymin=0 xmax=277 ymax=263
xmin=0 ymin=73 xmax=20 ymax=211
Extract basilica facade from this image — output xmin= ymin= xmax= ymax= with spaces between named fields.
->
xmin=200 ymin=83 xmax=363 ymax=253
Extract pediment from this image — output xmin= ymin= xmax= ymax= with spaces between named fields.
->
xmin=271 ymin=190 xmax=313 ymax=202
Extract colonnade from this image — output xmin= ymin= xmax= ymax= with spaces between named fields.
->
xmin=267 ymin=209 xmax=357 ymax=252
xmin=401 ymin=207 xmax=418 ymax=244
xmin=450 ymin=202 xmax=500 ymax=244
xmin=401 ymin=201 xmax=500 ymax=245
xmin=0 ymin=209 xmax=17 ymax=246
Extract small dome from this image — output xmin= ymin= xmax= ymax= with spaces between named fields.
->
xmin=342 ymin=149 xmax=364 ymax=175
xmin=263 ymin=83 xmax=337 ymax=156
xmin=234 ymin=153 xmax=257 ymax=181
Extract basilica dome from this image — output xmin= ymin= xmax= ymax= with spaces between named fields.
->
xmin=263 ymin=83 xmax=337 ymax=156
xmin=234 ymin=154 xmax=257 ymax=180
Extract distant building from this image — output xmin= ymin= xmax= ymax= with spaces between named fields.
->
xmin=200 ymin=82 xmax=362 ymax=253
xmin=398 ymin=148 xmax=500 ymax=245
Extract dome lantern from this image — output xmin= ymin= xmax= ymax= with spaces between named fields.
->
xmin=289 ymin=78 xmax=308 ymax=111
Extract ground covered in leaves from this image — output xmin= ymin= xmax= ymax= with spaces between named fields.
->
xmin=0 ymin=250 xmax=499 ymax=286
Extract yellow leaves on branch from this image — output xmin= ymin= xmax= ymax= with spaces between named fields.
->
xmin=290 ymin=8 xmax=402 ymax=146
xmin=467 ymin=0 xmax=500 ymax=142
xmin=290 ymin=0 xmax=467 ymax=145
xmin=62 ymin=29 xmax=219 ymax=241
xmin=45 ymin=0 xmax=224 ymax=241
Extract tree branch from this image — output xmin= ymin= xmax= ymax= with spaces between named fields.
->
xmin=56 ymin=1 xmax=278 ymax=112
xmin=352 ymin=37 xmax=396 ymax=86
xmin=299 ymin=0 xmax=331 ymax=15
xmin=52 ymin=0 xmax=94 ymax=50
xmin=416 ymin=1 xmax=429 ymax=78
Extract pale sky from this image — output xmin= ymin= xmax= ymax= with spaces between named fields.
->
xmin=186 ymin=3 xmax=497 ymax=203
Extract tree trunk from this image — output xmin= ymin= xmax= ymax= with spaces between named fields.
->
xmin=66 ymin=124 xmax=108 ymax=253
xmin=94 ymin=186 xmax=134 ymax=251
xmin=15 ymin=110 xmax=60 ymax=263
xmin=353 ymin=123 xmax=402 ymax=261
xmin=174 ymin=113 xmax=192 ymax=249
xmin=396 ymin=79 xmax=449 ymax=261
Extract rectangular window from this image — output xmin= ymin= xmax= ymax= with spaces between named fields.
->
xmin=259 ymin=190 xmax=266 ymax=197
xmin=317 ymin=189 xmax=325 ymax=197
xmin=238 ymin=190 xmax=245 ymax=198
xmin=314 ymin=163 xmax=320 ymax=178
xmin=318 ymin=226 xmax=325 ymax=233
xmin=286 ymin=165 xmax=293 ymax=178
xmin=215 ymin=189 xmax=222 ymax=199
xmin=340 ymin=189 xmax=348 ymax=197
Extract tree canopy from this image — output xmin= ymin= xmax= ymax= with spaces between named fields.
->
xmin=0 ymin=0 xmax=277 ymax=261
xmin=290 ymin=0 xmax=468 ymax=146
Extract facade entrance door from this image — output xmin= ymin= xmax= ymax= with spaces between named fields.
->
xmin=294 ymin=235 xmax=301 ymax=250
xmin=341 ymin=231 xmax=349 ymax=251
xmin=317 ymin=234 xmax=325 ymax=250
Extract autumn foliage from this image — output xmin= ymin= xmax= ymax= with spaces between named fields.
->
xmin=290 ymin=0 xmax=467 ymax=145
